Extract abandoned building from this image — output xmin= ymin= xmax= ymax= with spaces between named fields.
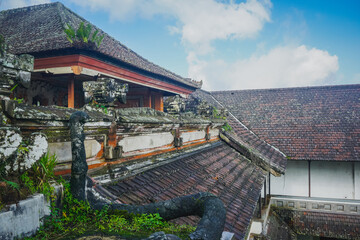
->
xmin=0 ymin=2 xmax=359 ymax=240
xmin=209 ymin=86 xmax=360 ymax=239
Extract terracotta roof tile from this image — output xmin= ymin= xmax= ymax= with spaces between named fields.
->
xmin=190 ymin=89 xmax=287 ymax=175
xmin=212 ymin=84 xmax=360 ymax=161
xmin=101 ymin=141 xmax=266 ymax=239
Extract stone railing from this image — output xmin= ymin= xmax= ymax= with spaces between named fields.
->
xmin=270 ymin=196 xmax=360 ymax=215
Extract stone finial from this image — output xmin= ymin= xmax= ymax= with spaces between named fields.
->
xmin=164 ymin=95 xmax=186 ymax=115
xmin=83 ymin=77 xmax=128 ymax=106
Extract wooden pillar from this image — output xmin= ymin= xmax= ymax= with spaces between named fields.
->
xmin=158 ymin=93 xmax=164 ymax=112
xmin=68 ymin=75 xmax=75 ymax=108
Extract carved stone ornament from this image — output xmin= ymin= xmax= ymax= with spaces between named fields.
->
xmin=83 ymin=77 xmax=128 ymax=105
xmin=0 ymin=52 xmax=34 ymax=99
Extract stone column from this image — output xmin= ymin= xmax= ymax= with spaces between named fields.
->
xmin=69 ymin=111 xmax=89 ymax=201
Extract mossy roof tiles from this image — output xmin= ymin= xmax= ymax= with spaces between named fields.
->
xmin=101 ymin=141 xmax=266 ymax=240
xmin=211 ymin=84 xmax=360 ymax=161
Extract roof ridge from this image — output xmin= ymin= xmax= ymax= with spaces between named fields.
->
xmin=53 ymin=3 xmax=197 ymax=87
xmin=0 ymin=1 xmax=60 ymax=14
xmin=211 ymin=83 xmax=360 ymax=93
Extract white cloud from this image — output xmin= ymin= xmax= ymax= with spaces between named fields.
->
xmin=68 ymin=0 xmax=272 ymax=54
xmin=189 ymin=45 xmax=339 ymax=90
xmin=0 ymin=0 xmax=50 ymax=10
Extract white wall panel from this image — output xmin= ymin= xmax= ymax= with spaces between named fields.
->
xmin=311 ymin=161 xmax=354 ymax=199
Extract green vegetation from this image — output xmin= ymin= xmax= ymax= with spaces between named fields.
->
xmin=25 ymin=179 xmax=195 ymax=240
xmin=0 ymin=152 xmax=56 ymax=209
xmin=212 ymin=107 xmax=232 ymax=132
xmin=64 ymin=22 xmax=104 ymax=48
xmin=9 ymin=84 xmax=25 ymax=104
xmin=222 ymin=122 xmax=232 ymax=132
xmin=21 ymin=153 xmax=57 ymax=199
xmin=1 ymin=152 xmax=194 ymax=239
xmin=91 ymin=99 xmax=108 ymax=114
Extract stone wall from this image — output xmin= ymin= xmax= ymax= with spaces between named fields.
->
xmin=0 ymin=52 xmax=50 ymax=176
xmin=2 ymin=98 xmax=223 ymax=178
xmin=0 ymin=184 xmax=63 ymax=240
xmin=262 ymin=208 xmax=297 ymax=240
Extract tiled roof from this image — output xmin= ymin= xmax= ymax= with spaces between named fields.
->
xmin=0 ymin=2 xmax=199 ymax=88
xmin=99 ymin=141 xmax=266 ymax=240
xmin=271 ymin=208 xmax=360 ymax=239
xmin=211 ymin=84 xmax=360 ymax=161
xmin=191 ymin=89 xmax=287 ymax=175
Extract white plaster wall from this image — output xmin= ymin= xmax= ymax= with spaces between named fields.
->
xmin=48 ymin=140 xmax=101 ymax=163
xmin=181 ymin=130 xmax=206 ymax=143
xmin=0 ymin=194 xmax=50 ymax=239
xmin=311 ymin=161 xmax=354 ymax=199
xmin=209 ymin=128 xmax=220 ymax=138
xmin=270 ymin=161 xmax=360 ymax=200
xmin=270 ymin=160 xmax=309 ymax=197
xmin=118 ymin=132 xmax=174 ymax=152
xmin=355 ymin=162 xmax=360 ymax=199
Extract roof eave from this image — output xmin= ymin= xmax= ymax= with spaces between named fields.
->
xmin=220 ymin=131 xmax=286 ymax=176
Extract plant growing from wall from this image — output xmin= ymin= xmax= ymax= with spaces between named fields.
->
xmin=20 ymin=152 xmax=57 ymax=199
xmin=212 ymin=107 xmax=232 ymax=132
xmin=222 ymin=122 xmax=232 ymax=132
xmin=64 ymin=22 xmax=104 ymax=48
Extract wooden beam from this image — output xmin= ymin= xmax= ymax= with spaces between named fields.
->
xmin=68 ymin=75 xmax=75 ymax=108
xmin=34 ymin=55 xmax=195 ymax=96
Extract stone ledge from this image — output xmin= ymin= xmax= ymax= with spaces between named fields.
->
xmin=0 ymin=184 xmax=62 ymax=240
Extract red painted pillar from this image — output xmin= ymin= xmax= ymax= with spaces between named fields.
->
xmin=68 ymin=75 xmax=75 ymax=108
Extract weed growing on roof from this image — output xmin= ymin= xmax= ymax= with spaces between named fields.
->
xmin=222 ymin=122 xmax=232 ymax=132
xmin=212 ymin=107 xmax=232 ymax=132
xmin=64 ymin=22 xmax=104 ymax=48
xmin=25 ymin=179 xmax=195 ymax=239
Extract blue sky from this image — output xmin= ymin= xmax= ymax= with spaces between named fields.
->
xmin=1 ymin=0 xmax=359 ymax=90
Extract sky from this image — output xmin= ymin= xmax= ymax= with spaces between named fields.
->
xmin=0 ymin=0 xmax=359 ymax=90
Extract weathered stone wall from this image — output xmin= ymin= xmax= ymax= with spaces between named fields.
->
xmin=0 ymin=52 xmax=49 ymax=176
xmin=262 ymin=208 xmax=297 ymax=240
xmin=2 ymin=99 xmax=223 ymax=177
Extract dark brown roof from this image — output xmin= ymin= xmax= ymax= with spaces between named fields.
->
xmin=269 ymin=208 xmax=360 ymax=239
xmin=190 ymin=89 xmax=287 ymax=174
xmin=99 ymin=141 xmax=266 ymax=239
xmin=211 ymin=84 xmax=360 ymax=161
xmin=0 ymin=2 xmax=200 ymax=89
